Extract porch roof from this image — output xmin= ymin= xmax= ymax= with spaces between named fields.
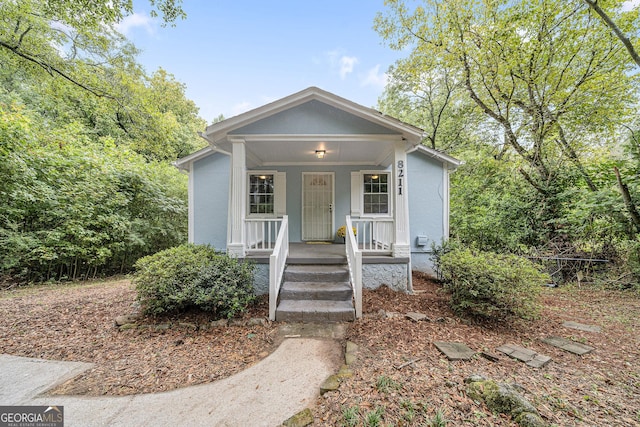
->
xmin=174 ymin=87 xmax=462 ymax=171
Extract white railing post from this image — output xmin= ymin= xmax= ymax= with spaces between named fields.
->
xmin=245 ymin=218 xmax=283 ymax=253
xmin=349 ymin=218 xmax=393 ymax=254
xmin=269 ymin=215 xmax=288 ymax=321
xmin=345 ymin=215 xmax=363 ymax=318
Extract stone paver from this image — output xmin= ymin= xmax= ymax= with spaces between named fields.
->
xmin=542 ymin=336 xmax=594 ymax=355
xmin=562 ymin=321 xmax=601 ymax=333
xmin=496 ymin=344 xmax=552 ymax=368
xmin=406 ymin=312 xmax=430 ymax=322
xmin=434 ymin=342 xmax=476 ymax=360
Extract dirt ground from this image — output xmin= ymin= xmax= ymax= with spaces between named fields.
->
xmin=1 ymin=275 xmax=639 ymax=426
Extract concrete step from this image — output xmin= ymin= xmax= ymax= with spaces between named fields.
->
xmin=283 ymin=265 xmax=349 ymax=282
xmin=275 ymin=299 xmax=355 ymax=322
xmin=279 ymin=281 xmax=353 ymax=301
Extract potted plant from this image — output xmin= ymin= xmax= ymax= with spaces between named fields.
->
xmin=336 ymin=225 xmax=357 ymax=243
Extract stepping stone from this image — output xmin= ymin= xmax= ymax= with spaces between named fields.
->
xmin=562 ymin=321 xmax=601 ymax=333
xmin=542 ymin=336 xmax=594 ymax=355
xmin=496 ymin=344 xmax=552 ymax=368
xmin=434 ymin=341 xmax=476 ymax=360
xmin=406 ymin=312 xmax=430 ymax=322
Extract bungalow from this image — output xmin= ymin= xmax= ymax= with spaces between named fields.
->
xmin=174 ymin=87 xmax=461 ymax=321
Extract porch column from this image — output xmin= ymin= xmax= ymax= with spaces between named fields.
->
xmin=228 ymin=137 xmax=246 ymax=257
xmin=393 ymin=140 xmax=411 ymax=258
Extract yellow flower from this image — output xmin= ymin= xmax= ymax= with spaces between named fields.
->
xmin=337 ymin=226 xmax=357 ymax=238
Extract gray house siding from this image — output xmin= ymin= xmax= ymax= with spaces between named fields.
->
xmin=192 ymin=153 xmax=229 ymax=250
xmin=407 ymin=151 xmax=446 ymax=273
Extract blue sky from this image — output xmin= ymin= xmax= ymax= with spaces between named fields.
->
xmin=118 ymin=1 xmax=405 ymax=123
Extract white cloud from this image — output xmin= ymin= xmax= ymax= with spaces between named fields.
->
xmin=622 ymin=0 xmax=640 ymax=11
xmin=339 ymin=56 xmax=358 ymax=79
xmin=326 ymin=50 xmax=359 ymax=79
xmin=360 ymin=64 xmax=388 ymax=89
xmin=115 ymin=13 xmax=155 ymax=36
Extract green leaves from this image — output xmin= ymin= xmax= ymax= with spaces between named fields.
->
xmin=0 ymin=98 xmax=188 ymax=282
xmin=133 ymin=244 xmax=256 ymax=318
xmin=440 ymin=246 xmax=549 ymax=321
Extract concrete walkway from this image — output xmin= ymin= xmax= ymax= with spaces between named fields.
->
xmin=0 ymin=338 xmax=342 ymax=427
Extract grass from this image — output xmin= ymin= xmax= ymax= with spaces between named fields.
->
xmin=375 ymin=375 xmax=403 ymax=393
xmin=363 ymin=407 xmax=384 ymax=427
xmin=426 ymin=409 xmax=448 ymax=427
xmin=341 ymin=405 xmax=359 ymax=427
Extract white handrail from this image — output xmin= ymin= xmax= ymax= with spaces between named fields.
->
xmin=351 ymin=218 xmax=393 ymax=253
xmin=345 ymin=215 xmax=362 ymax=318
xmin=269 ymin=215 xmax=289 ymax=321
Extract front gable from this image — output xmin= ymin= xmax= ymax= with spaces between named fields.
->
xmin=229 ymin=100 xmax=400 ymax=136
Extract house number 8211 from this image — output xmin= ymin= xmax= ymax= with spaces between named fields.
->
xmin=397 ymin=160 xmax=404 ymax=195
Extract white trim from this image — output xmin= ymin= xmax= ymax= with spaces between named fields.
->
xmin=411 ymin=145 xmax=463 ymax=169
xmin=301 ymin=172 xmax=335 ymax=241
xmin=187 ymin=168 xmax=194 ymax=243
xmin=350 ymin=172 xmax=361 ymax=217
xmin=274 ymin=172 xmax=287 ymax=217
xmin=392 ymin=140 xmax=411 ymax=258
xmin=246 ymin=170 xmax=278 ymax=219
xmin=173 ymin=145 xmax=230 ymax=171
xmin=228 ymin=140 xmax=247 ymax=257
xmin=360 ymin=170 xmax=393 ymax=218
xmin=443 ymin=167 xmax=450 ymax=238
xmin=232 ymin=134 xmax=404 ymax=143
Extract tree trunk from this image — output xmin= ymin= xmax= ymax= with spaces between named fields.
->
xmin=614 ymin=166 xmax=640 ymax=234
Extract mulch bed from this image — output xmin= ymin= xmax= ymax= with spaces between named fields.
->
xmin=314 ymin=274 xmax=640 ymax=426
xmin=1 ymin=274 xmax=639 ymax=426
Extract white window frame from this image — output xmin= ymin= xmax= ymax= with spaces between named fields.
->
xmin=246 ymin=171 xmax=286 ymax=218
xmin=359 ymin=170 xmax=392 ymax=218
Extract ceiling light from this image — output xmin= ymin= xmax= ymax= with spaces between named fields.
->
xmin=315 ymin=150 xmax=326 ymax=159
xmin=371 ymin=175 xmax=379 ymax=180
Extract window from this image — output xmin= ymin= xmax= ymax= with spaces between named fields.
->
xmin=363 ymin=173 xmax=389 ymax=214
xmin=249 ymin=174 xmax=274 ymax=214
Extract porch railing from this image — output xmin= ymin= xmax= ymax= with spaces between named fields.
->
xmin=269 ymin=215 xmax=289 ymax=321
xmin=345 ymin=215 xmax=362 ymax=318
xmin=350 ymin=218 xmax=394 ymax=253
xmin=245 ymin=218 xmax=284 ymax=252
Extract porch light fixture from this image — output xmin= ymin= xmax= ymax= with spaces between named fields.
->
xmin=315 ymin=150 xmax=326 ymax=159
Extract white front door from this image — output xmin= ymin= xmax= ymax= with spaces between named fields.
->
xmin=302 ymin=172 xmax=334 ymax=241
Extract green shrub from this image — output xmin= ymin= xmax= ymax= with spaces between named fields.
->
xmin=133 ymin=244 xmax=256 ymax=317
xmin=439 ymin=247 xmax=549 ymax=321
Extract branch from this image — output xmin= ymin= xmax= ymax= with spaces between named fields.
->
xmin=519 ymin=168 xmax=548 ymax=195
xmin=0 ymin=40 xmax=116 ymax=101
xmin=584 ymin=0 xmax=640 ymax=68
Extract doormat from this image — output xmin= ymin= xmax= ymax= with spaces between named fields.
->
xmin=306 ymin=241 xmax=332 ymax=245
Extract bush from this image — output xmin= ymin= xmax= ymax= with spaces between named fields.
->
xmin=133 ymin=244 xmax=256 ymax=318
xmin=439 ymin=247 xmax=549 ymax=321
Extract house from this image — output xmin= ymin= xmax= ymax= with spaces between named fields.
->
xmin=174 ymin=87 xmax=461 ymax=321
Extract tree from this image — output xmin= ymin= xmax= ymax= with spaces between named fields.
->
xmin=376 ymin=0 xmax=638 ymax=239
xmin=583 ymin=0 xmax=640 ymax=67
xmin=0 ymin=0 xmax=184 ymax=98
xmin=379 ymin=58 xmax=481 ymax=152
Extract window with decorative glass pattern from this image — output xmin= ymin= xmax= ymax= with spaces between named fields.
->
xmin=363 ymin=173 xmax=389 ymax=214
xmin=248 ymin=174 xmax=274 ymax=214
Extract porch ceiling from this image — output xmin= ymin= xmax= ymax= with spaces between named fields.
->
xmin=223 ymin=135 xmax=409 ymax=168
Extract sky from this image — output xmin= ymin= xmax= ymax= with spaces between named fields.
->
xmin=117 ymin=1 xmax=406 ymax=123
